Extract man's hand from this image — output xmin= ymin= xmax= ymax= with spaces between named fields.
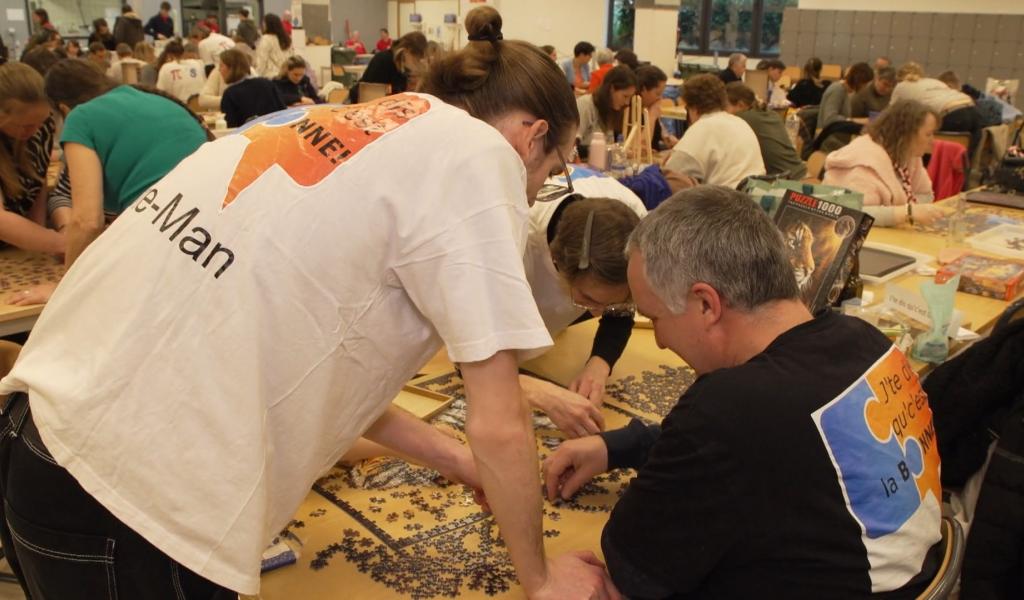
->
xmin=542 ymin=435 xmax=609 ymax=502
xmin=531 ymin=552 xmax=622 ymax=600
xmin=523 ymin=375 xmax=604 ymax=438
xmin=569 ymin=357 xmax=610 ymax=404
xmin=662 ymin=168 xmax=698 ymax=193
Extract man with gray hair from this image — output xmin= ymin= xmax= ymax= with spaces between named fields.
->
xmin=718 ymin=52 xmax=746 ymax=84
xmin=587 ymin=47 xmax=616 ymax=93
xmin=543 ymin=186 xmax=943 ymax=598
xmin=852 ymin=65 xmax=896 ymax=118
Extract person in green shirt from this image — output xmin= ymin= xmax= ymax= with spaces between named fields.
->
xmin=11 ymin=59 xmax=210 ymax=305
xmin=44 ymin=59 xmax=209 ymax=263
xmin=725 ymin=82 xmax=807 ymax=179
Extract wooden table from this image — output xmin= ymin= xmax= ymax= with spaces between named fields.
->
xmin=660 ymin=104 xmax=687 ymax=121
xmin=864 ymin=201 xmax=1024 ymax=335
xmin=0 ymin=249 xmax=64 ymax=336
xmin=257 ymin=325 xmax=684 ymax=599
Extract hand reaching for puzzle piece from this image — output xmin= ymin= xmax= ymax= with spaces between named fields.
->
xmin=8 ymin=282 xmax=57 ymax=306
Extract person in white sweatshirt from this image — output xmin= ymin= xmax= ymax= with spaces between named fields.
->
xmin=254 ymin=13 xmax=295 ymax=78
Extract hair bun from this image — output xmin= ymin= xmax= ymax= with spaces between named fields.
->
xmin=464 ymin=6 xmax=502 ymax=43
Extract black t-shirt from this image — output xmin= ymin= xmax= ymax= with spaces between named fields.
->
xmin=788 ymin=78 xmax=829 ymax=108
xmin=221 ymin=78 xmax=287 ymax=128
xmin=601 ymin=311 xmax=943 ymax=599
xmin=352 ymin=50 xmax=405 ymax=103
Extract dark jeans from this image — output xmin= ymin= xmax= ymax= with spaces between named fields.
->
xmin=0 ymin=392 xmax=237 ymax=599
xmin=942 ymin=105 xmax=982 ymax=161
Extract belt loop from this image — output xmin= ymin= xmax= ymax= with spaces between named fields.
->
xmin=2 ymin=392 xmax=30 ymax=439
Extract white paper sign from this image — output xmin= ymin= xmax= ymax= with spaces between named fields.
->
xmin=884 ymin=284 xmax=965 ymax=339
xmin=6 ymin=8 xmax=26 ymax=21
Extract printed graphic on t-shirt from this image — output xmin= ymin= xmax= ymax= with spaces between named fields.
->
xmin=812 ymin=345 xmax=941 ymax=589
xmin=223 ymin=94 xmax=431 ymax=207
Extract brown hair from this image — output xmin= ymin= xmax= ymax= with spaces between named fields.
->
xmin=20 ymin=47 xmax=60 ymax=75
xmin=280 ymin=55 xmax=306 ymax=77
xmin=897 ymin=62 xmax=924 ymax=83
xmin=0 ymin=63 xmax=48 ymax=199
xmin=725 ymin=81 xmax=757 ymax=109
xmin=635 ymin=65 xmax=667 ymax=92
xmin=392 ymin=30 xmax=428 ymax=74
xmin=220 ymin=48 xmax=251 ymax=84
xmin=936 ymin=70 xmax=960 ymax=89
xmin=263 ymin=14 xmax=292 ymax=51
xmin=155 ymin=40 xmax=184 ymax=71
xmin=115 ymin=43 xmax=132 ymax=58
xmin=802 ymin=57 xmax=822 ymax=81
xmin=845 ymin=62 xmax=874 ymax=91
xmin=419 ymin=6 xmax=577 ymax=152
xmin=550 ymin=197 xmax=640 ymax=286
xmin=133 ymin=41 xmax=155 ymax=63
xmin=88 ymin=41 xmax=106 ymax=55
xmin=682 ymin=73 xmax=726 ymax=114
xmin=593 ymin=65 xmax=637 ymax=133
xmin=867 ymin=100 xmax=939 ymax=165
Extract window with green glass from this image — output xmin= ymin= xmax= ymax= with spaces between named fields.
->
xmin=610 ymin=0 xmax=796 ymax=58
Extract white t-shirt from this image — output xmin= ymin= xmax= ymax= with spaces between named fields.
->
xmin=106 ymin=56 xmax=146 ymax=82
xmin=156 ymin=58 xmax=207 ymax=103
xmin=524 ymin=166 xmax=646 ymax=337
xmin=0 ymin=94 xmax=552 ymax=594
xmin=664 ymin=110 xmax=766 ymax=188
xmin=199 ymin=32 xmax=235 ymax=67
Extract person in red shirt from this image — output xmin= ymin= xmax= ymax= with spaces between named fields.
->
xmin=281 ymin=10 xmax=293 ymax=35
xmin=587 ymin=48 xmax=615 ymax=94
xmin=204 ymin=12 xmax=219 ymax=33
xmin=376 ymin=28 xmax=392 ymax=53
xmin=345 ymin=30 xmax=367 ymax=54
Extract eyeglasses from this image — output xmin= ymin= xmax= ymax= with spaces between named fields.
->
xmin=522 ymin=119 xmax=576 ymax=203
xmin=570 ymin=296 xmax=636 ymax=318
xmin=534 ymin=145 xmax=576 ymax=203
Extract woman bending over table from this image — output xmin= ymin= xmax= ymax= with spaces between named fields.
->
xmin=0 ymin=63 xmax=69 ymax=255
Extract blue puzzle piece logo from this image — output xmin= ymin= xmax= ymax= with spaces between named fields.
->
xmin=817 ymin=378 xmax=923 ymax=539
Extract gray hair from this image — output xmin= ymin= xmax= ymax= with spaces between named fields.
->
xmin=595 ymin=47 xmax=614 ymax=66
xmin=625 ymin=186 xmax=799 ymax=313
xmin=728 ymin=53 xmax=747 ymax=68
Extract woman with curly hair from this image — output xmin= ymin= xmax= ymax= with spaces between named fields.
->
xmin=824 ymin=99 xmax=945 ymax=226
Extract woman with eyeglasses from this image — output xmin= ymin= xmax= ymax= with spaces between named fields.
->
xmin=522 ymin=170 xmax=646 ymax=439
xmin=0 ymin=7 xmax=619 ymax=600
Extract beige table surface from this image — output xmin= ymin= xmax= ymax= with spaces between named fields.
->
xmin=0 ymin=249 xmax=64 ymax=336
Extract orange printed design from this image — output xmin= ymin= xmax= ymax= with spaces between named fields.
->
xmin=813 ymin=346 xmax=940 ymax=539
xmin=221 ymin=95 xmax=431 ymax=208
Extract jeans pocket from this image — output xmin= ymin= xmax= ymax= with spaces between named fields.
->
xmin=4 ymin=501 xmax=118 ymax=600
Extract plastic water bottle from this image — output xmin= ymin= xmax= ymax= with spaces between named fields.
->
xmin=785 ymin=112 xmax=800 ymax=148
xmin=713 ymin=50 xmax=719 ymax=68
xmin=590 ymin=131 xmax=607 ymax=171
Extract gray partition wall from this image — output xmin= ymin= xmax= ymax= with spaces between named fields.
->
xmin=779 ymin=8 xmax=1024 ymax=108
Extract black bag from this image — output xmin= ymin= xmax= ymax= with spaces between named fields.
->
xmin=991 ymin=120 xmax=1024 ymax=193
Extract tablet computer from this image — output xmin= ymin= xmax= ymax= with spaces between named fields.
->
xmin=965 ymin=190 xmax=1024 ymax=210
xmin=859 ymin=246 xmax=917 ymax=278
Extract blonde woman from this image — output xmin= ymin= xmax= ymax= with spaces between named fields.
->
xmin=254 ymin=13 xmax=294 ymax=78
xmin=133 ymin=41 xmax=158 ymax=86
xmin=824 ymin=100 xmax=945 ymax=226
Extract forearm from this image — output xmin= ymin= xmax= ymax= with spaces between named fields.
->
xmin=64 ymin=218 xmax=104 ymax=267
xmin=0 ymin=211 xmax=64 ymax=254
xmin=463 ymin=353 xmax=547 ymax=593
xmin=362 ymin=405 xmax=462 ymax=472
xmin=590 ymin=314 xmax=633 ymax=368
xmin=599 ymin=418 xmax=661 ymax=470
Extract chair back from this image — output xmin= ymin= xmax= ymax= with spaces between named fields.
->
xmin=821 ymin=64 xmax=842 ymax=81
xmin=358 ymin=82 xmax=390 ymax=103
xmin=916 ymin=517 xmax=966 ymax=600
xmin=121 ymin=61 xmax=139 ymax=84
xmin=327 ymin=88 xmax=349 ymax=104
xmin=805 ymin=150 xmax=828 ymax=181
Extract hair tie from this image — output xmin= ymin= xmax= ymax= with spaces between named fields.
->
xmin=468 ymin=32 xmax=502 ymax=42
